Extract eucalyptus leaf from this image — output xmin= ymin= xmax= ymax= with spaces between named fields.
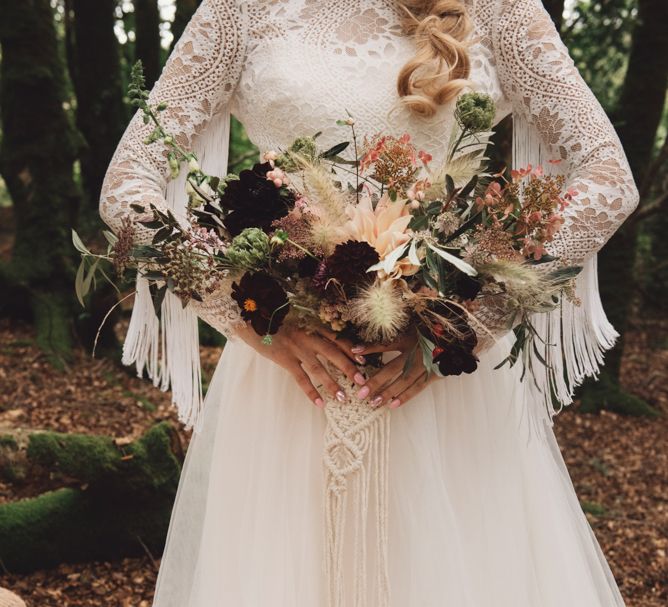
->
xmin=81 ymin=258 xmax=100 ymax=303
xmin=102 ymin=230 xmax=118 ymax=246
xmin=75 ymin=260 xmax=87 ymax=307
xmin=426 ymin=243 xmax=478 ymax=276
xmin=320 ymin=141 xmax=350 ymax=158
xmin=71 ymin=230 xmax=91 ymax=255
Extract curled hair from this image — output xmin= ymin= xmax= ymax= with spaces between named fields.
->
xmin=395 ymin=0 xmax=474 ymax=118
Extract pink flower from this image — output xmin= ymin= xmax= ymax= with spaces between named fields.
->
xmin=418 ymin=150 xmax=433 ymax=165
xmin=266 ymin=167 xmax=289 ymax=188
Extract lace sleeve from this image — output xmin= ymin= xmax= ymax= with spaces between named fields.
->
xmin=472 ymin=0 xmax=640 ymax=349
xmin=99 ymin=0 xmax=249 ymax=338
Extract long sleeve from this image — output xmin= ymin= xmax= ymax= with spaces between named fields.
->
xmin=491 ymin=0 xmax=639 ymax=264
xmin=99 ymin=0 xmax=249 ymax=338
xmin=476 ymin=0 xmax=639 ymax=418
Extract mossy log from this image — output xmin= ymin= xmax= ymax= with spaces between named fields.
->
xmin=0 ymin=423 xmax=184 ymax=573
xmin=0 ymin=486 xmax=175 ymax=573
xmin=0 ymin=422 xmax=184 ymax=493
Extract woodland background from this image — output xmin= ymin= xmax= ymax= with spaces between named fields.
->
xmin=0 ymin=0 xmax=666 ymax=605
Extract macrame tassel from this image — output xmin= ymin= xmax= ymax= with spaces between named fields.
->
xmin=323 ymin=391 xmax=391 ymax=607
xmin=121 ymin=109 xmax=232 ymax=433
xmin=512 ymin=111 xmax=618 ymax=426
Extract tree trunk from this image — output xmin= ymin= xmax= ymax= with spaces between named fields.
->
xmin=579 ymin=0 xmax=668 ymax=414
xmin=542 ymin=0 xmax=564 ymax=32
xmin=0 ymin=0 xmax=83 ymax=366
xmin=0 ymin=423 xmax=183 ymax=573
xmin=70 ymin=0 xmax=127 ymax=211
xmin=170 ymin=0 xmax=202 ymax=50
xmin=134 ymin=0 xmax=162 ymax=88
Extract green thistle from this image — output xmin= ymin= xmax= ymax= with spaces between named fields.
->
xmin=455 ymin=92 xmax=495 ymax=133
xmin=226 ymin=227 xmax=271 ymax=269
xmin=276 ymin=136 xmax=319 ymax=171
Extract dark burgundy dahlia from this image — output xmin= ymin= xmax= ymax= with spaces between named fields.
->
xmin=231 ymin=271 xmax=290 ymax=336
xmin=427 ymin=302 xmax=479 ymax=377
xmin=221 ymin=162 xmax=295 ymax=236
xmin=324 ymin=240 xmax=380 ymax=287
xmin=452 ymin=273 xmax=482 ymax=301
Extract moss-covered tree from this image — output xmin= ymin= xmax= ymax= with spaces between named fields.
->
xmin=171 ymin=0 xmax=202 ymax=50
xmin=68 ymin=0 xmax=127 ymax=210
xmin=134 ymin=0 xmax=162 ymax=88
xmin=579 ymin=0 xmax=668 ymax=415
xmin=542 ymin=0 xmax=564 ymax=31
xmin=0 ymin=0 xmax=83 ymax=365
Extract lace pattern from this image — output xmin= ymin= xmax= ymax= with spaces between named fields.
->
xmin=492 ymin=0 xmax=639 ymax=264
xmin=100 ymin=0 xmax=249 ymax=337
xmin=99 ymin=0 xmax=638 ymax=347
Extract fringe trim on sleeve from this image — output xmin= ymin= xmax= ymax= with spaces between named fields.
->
xmin=511 ymin=111 xmax=618 ymax=427
xmin=122 ymin=109 xmax=233 ymax=433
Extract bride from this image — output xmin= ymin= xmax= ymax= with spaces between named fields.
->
xmin=99 ymin=0 xmax=638 ymax=605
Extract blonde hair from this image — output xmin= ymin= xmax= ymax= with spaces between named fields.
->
xmin=396 ymin=0 xmax=474 ymax=118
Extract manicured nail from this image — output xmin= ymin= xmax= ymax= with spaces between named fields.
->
xmin=354 ymin=354 xmax=367 ymax=365
xmin=356 ymin=385 xmax=370 ymax=399
xmin=314 ymin=398 xmax=325 ymax=409
xmin=351 ymin=345 xmax=365 ymax=354
xmin=354 ymin=372 xmax=367 ymax=386
xmin=371 ymin=395 xmax=384 ymax=408
xmin=388 ymin=398 xmax=401 ymax=409
xmin=336 ymin=390 xmax=346 ymax=403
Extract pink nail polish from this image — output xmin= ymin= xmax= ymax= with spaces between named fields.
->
xmin=354 ymin=372 xmax=366 ymax=386
xmin=351 ymin=345 xmax=365 ymax=354
xmin=356 ymin=385 xmax=370 ymax=399
xmin=314 ymin=398 xmax=325 ymax=408
xmin=389 ymin=398 xmax=401 ymax=409
xmin=354 ymin=355 xmax=367 ymax=365
xmin=336 ymin=390 xmax=346 ymax=403
xmin=371 ymin=395 xmax=384 ymax=407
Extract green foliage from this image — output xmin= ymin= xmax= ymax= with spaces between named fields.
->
xmin=565 ymin=0 xmax=637 ymax=111
xmin=229 ymin=115 xmax=260 ymax=172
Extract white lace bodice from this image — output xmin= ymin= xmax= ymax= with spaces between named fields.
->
xmin=100 ymin=0 xmax=639 ymax=340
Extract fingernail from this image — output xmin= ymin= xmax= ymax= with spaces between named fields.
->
xmin=314 ymin=398 xmax=325 ymax=409
xmin=351 ymin=345 xmax=365 ymax=354
xmin=389 ymin=398 xmax=401 ymax=409
xmin=335 ymin=390 xmax=346 ymax=403
xmin=371 ymin=395 xmax=384 ymax=408
xmin=354 ymin=354 xmax=367 ymax=365
xmin=356 ymin=385 xmax=370 ymax=399
xmin=354 ymin=372 xmax=366 ymax=386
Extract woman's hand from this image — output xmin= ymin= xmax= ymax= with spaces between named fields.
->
xmin=236 ymin=323 xmax=366 ymax=408
xmin=345 ymin=331 xmax=440 ymax=410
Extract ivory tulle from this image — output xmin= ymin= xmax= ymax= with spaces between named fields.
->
xmin=151 ymin=335 xmax=626 ymax=606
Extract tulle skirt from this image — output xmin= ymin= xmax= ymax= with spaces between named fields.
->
xmin=151 ymin=335 xmax=626 ymax=606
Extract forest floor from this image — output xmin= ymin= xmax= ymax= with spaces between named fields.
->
xmin=0 ymin=317 xmax=666 ymax=607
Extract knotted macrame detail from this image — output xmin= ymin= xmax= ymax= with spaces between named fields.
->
xmin=322 ymin=370 xmax=391 ymax=607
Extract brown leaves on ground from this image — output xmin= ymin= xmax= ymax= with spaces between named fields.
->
xmin=0 ymin=318 xmax=666 ymax=606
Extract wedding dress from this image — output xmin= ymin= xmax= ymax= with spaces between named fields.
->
xmin=99 ymin=0 xmax=639 ymax=605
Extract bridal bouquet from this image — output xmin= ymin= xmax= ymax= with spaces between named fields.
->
xmin=76 ymin=63 xmax=580 ymax=382
xmin=75 ymin=64 xmax=583 ymax=603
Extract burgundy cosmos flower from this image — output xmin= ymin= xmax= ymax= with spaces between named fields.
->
xmin=231 ymin=271 xmax=289 ymax=336
xmin=220 ymin=162 xmax=295 ymax=237
xmin=427 ymin=302 xmax=479 ymax=376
